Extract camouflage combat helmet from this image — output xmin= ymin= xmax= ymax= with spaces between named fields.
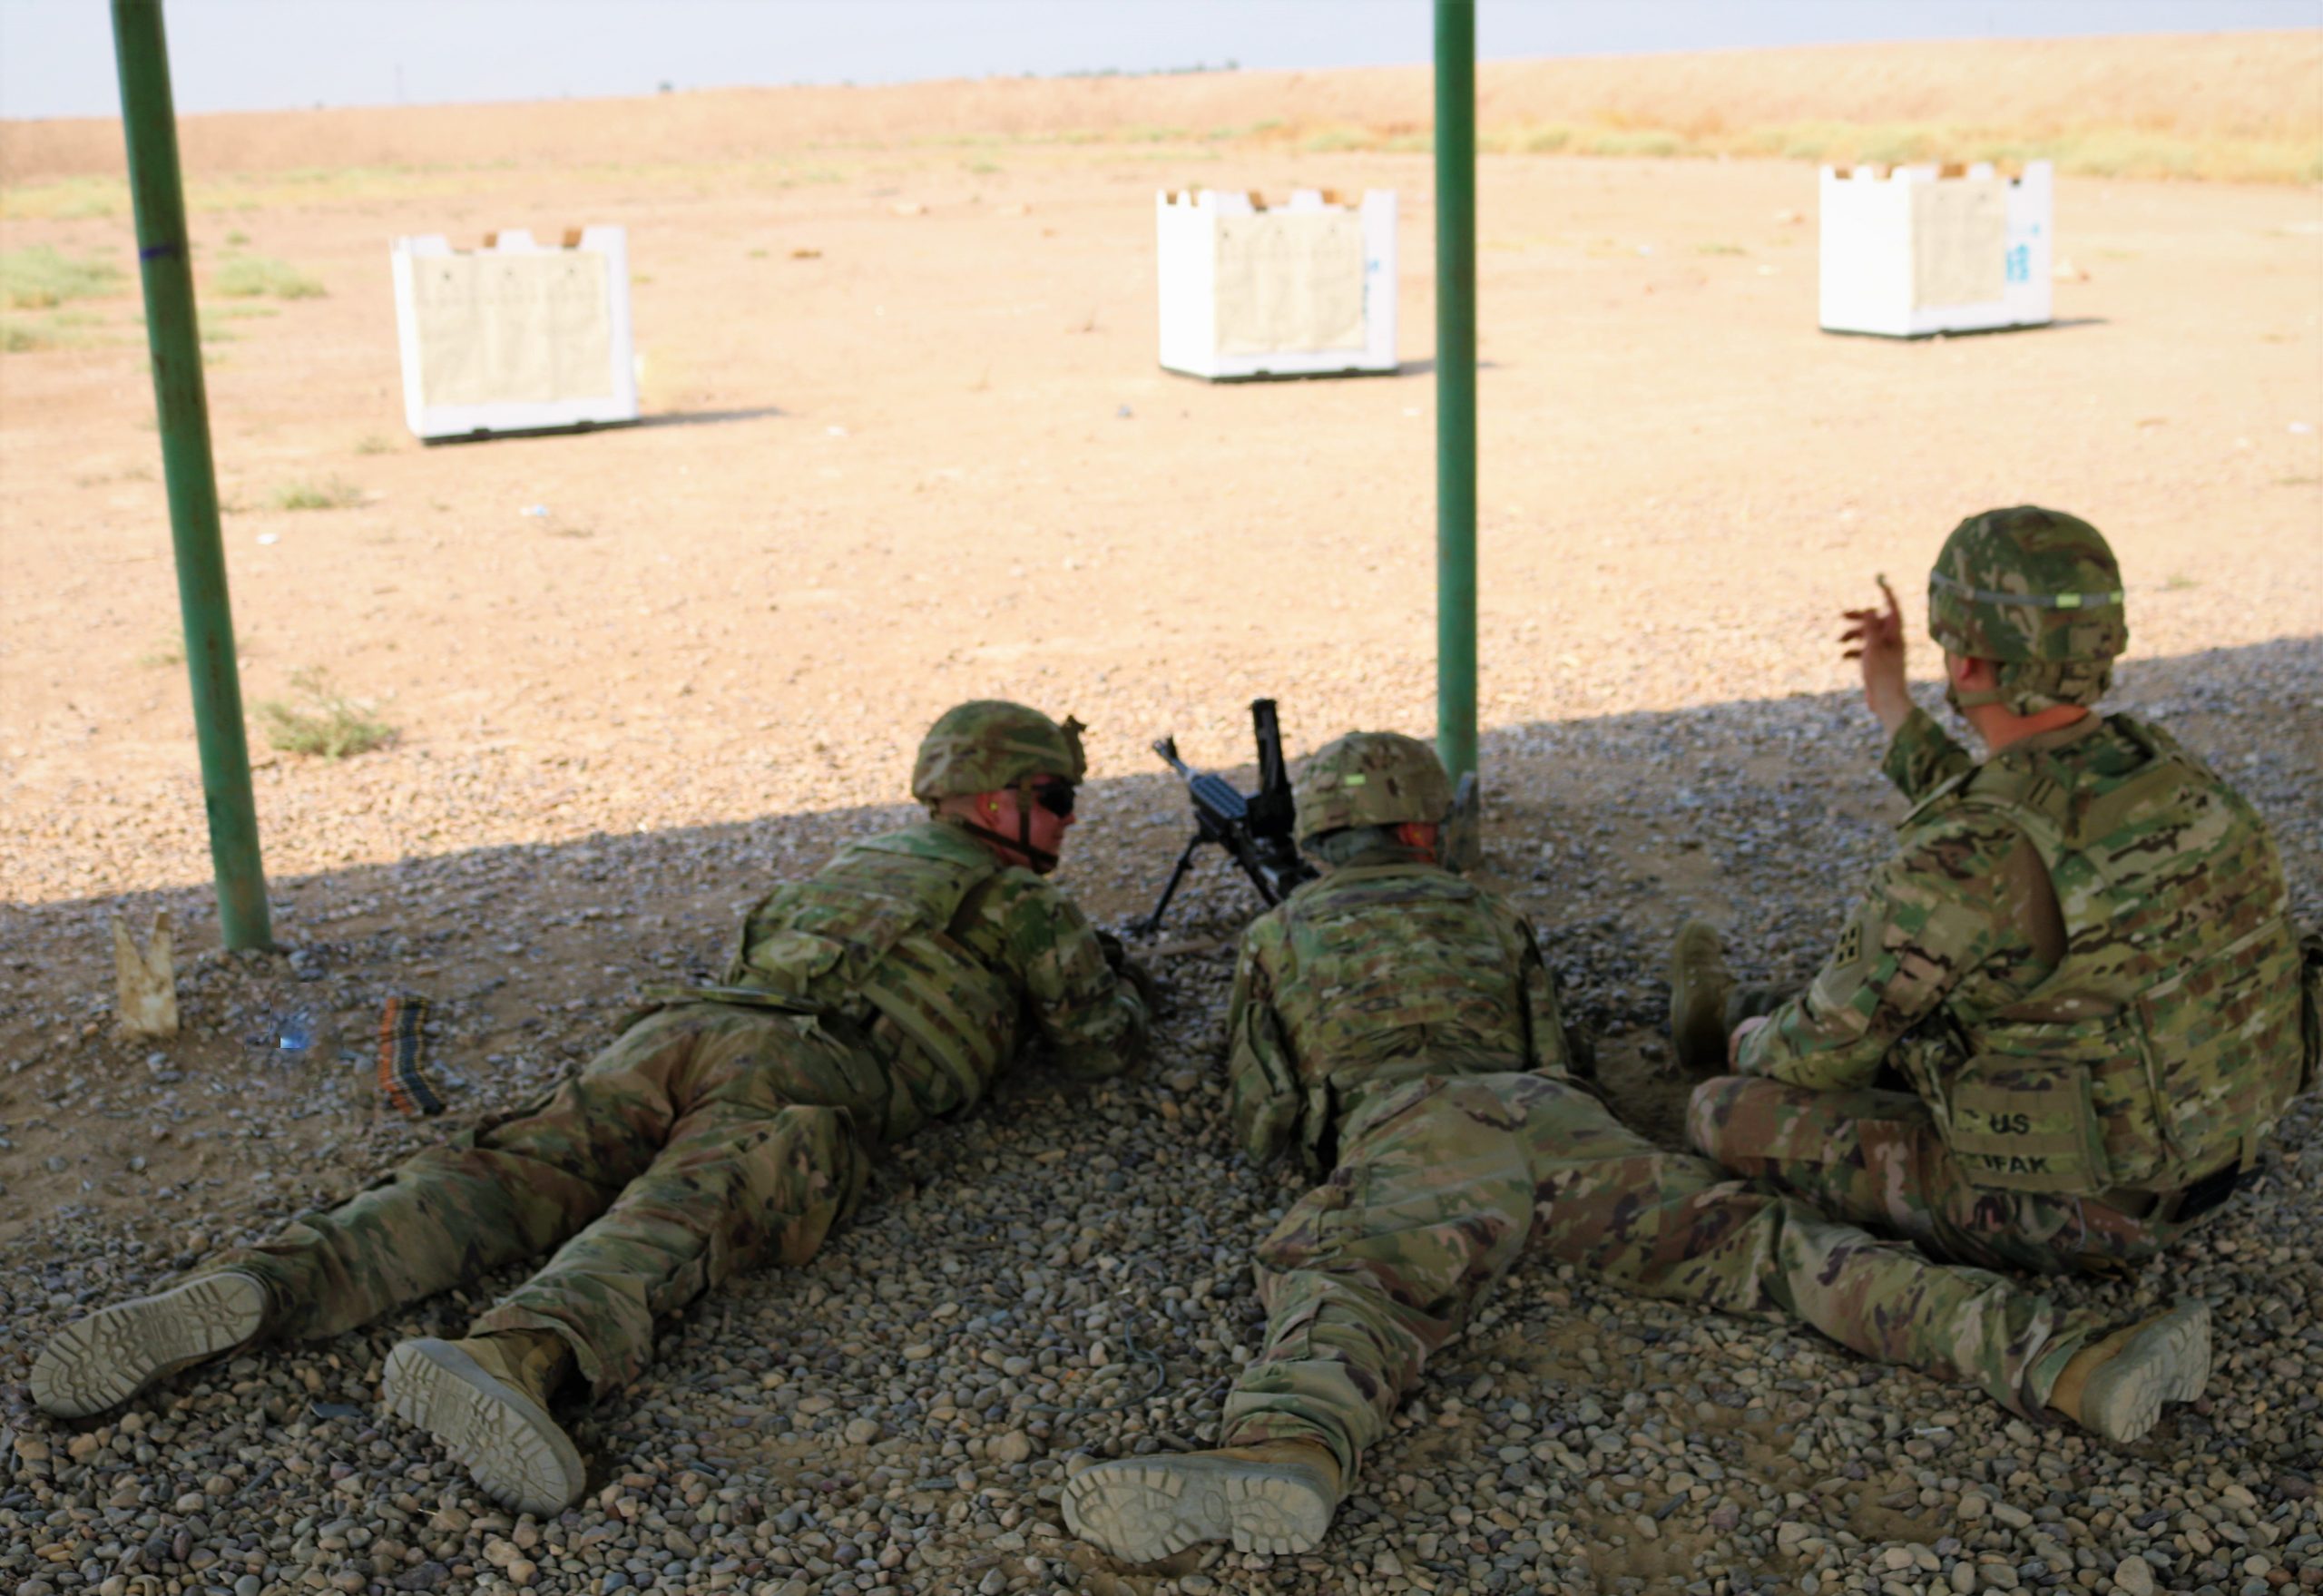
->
xmin=911 ymin=700 xmax=1087 ymax=804
xmin=1294 ymin=731 xmax=1453 ymax=845
xmin=1926 ymin=506 xmax=2127 ymax=714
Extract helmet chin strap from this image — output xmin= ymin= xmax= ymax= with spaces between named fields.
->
xmin=959 ymin=782 xmax=1058 ymax=874
xmin=1944 ymin=654 xmax=2011 ymax=717
xmin=1946 ymin=682 xmax=2010 ymax=713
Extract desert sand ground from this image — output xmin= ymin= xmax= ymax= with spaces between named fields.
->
xmin=1 ymin=33 xmax=2320 ymax=1596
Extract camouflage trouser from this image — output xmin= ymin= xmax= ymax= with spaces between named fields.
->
xmin=1221 ymin=1072 xmax=2093 ymax=1480
xmin=1686 ymin=1074 xmax=2182 ymax=1278
xmin=210 ymin=1003 xmax=883 ymax=1394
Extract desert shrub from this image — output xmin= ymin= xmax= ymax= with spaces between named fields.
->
xmin=1856 ymin=126 xmax=1942 ymax=166
xmin=1580 ymin=129 xmax=1684 ymax=159
xmin=1 ymin=245 xmax=123 ymax=308
xmin=270 ymin=475 xmax=362 ymax=511
xmin=257 ymin=668 xmax=396 ymax=759
xmin=1 ymin=308 xmax=107 ymax=353
xmin=0 ymin=177 xmax=126 ymax=220
xmin=212 ymin=254 xmax=326 ymax=299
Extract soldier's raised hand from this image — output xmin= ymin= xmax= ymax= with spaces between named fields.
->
xmin=1841 ymin=575 xmax=1914 ymax=737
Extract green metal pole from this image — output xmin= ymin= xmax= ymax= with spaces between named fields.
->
xmin=111 ymin=0 xmax=273 ymax=950
xmin=1434 ymin=0 xmax=1478 ymax=785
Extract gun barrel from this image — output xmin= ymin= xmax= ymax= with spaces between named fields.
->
xmin=1152 ymin=736 xmax=1197 ymax=781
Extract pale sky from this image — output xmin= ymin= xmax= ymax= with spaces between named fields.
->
xmin=0 ymin=0 xmax=2314 ymax=121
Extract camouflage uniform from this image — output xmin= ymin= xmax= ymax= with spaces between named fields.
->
xmin=207 ymin=714 xmax=1145 ymax=1396
xmin=1691 ymin=509 xmax=2314 ymax=1277
xmin=1213 ymin=738 xmax=2105 ymax=1483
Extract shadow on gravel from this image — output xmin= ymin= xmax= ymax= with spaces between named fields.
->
xmin=2 ymin=632 xmax=2314 ymax=1221
xmin=0 ymin=634 xmax=2314 ymax=1591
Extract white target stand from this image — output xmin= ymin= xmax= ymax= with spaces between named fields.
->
xmin=1818 ymin=162 xmax=2053 ymax=338
xmin=391 ymin=225 xmax=640 ymax=441
xmin=1157 ymin=189 xmax=1397 ymax=380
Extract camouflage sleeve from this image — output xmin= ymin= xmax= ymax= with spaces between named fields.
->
xmin=1225 ymin=921 xmax=1302 ymax=1166
xmin=1882 ymin=706 xmax=1976 ymax=801
xmin=988 ymin=874 xmax=1149 ymax=1079
xmin=1737 ymin=811 xmax=2051 ymax=1091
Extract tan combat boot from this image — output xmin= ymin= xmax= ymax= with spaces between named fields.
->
xmin=1062 ymin=1438 xmax=1345 ymax=1562
xmin=2045 ymin=1302 xmax=2210 ymax=1443
xmin=31 ymin=1270 xmax=274 ymax=1418
xmin=381 ymin=1328 xmax=586 ymax=1515
xmin=1668 ymin=918 xmax=1736 ymax=1076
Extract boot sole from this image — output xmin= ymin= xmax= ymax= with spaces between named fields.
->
xmin=1062 ymin=1454 xmax=1337 ymax=1561
xmin=30 ymin=1272 xmax=269 ymax=1418
xmin=381 ymin=1337 xmax=587 ymax=1516
xmin=2080 ymin=1302 xmax=2211 ymax=1443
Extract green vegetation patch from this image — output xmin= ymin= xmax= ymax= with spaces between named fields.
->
xmin=0 ymin=176 xmax=126 ymax=221
xmin=1 ymin=307 xmax=110 ymax=353
xmin=212 ymin=254 xmax=327 ymax=299
xmin=2 ymin=318 xmax=58 ymax=353
xmin=136 ymin=632 xmax=186 ymax=669
xmin=1578 ymin=129 xmax=1685 ymax=159
xmin=258 ymin=668 xmax=397 ymax=760
xmin=1 ymin=245 xmax=125 ymax=308
xmin=270 ymin=475 xmax=362 ymax=511
xmin=1179 ymin=112 xmax=2318 ymax=185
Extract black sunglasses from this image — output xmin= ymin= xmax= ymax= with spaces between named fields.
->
xmin=1032 ymin=780 xmax=1077 ymax=818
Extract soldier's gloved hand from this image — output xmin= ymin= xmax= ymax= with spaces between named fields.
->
xmin=1118 ymin=955 xmax=1161 ymax=1015
xmin=1095 ymin=929 xmax=1161 ymax=1013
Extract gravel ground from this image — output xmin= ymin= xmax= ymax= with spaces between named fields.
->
xmin=3 ymin=637 xmax=2318 ymax=1596
xmin=2 ymin=114 xmax=2318 ymax=1596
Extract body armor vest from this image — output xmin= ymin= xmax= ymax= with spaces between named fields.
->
xmin=1901 ymin=716 xmax=2305 ymax=1196
xmin=724 ymin=822 xmax=1013 ymax=1104
xmin=1270 ymin=865 xmax=1533 ymax=1094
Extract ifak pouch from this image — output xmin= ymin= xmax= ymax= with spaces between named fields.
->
xmin=1942 ymin=1053 xmax=2112 ymax=1194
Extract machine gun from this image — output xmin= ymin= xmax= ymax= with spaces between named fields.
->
xmin=1132 ymin=698 xmax=1318 ymax=935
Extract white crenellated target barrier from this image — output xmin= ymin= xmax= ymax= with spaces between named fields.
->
xmin=1818 ymin=162 xmax=2053 ymax=338
xmin=391 ymin=225 xmax=640 ymax=440
xmin=1157 ymin=188 xmax=1397 ymax=379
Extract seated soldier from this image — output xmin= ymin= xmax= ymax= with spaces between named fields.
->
xmin=1676 ymin=508 xmax=2318 ymax=1279
xmin=1063 ymin=730 xmax=2210 ymax=1564
xmin=32 ymin=701 xmax=1148 ymax=1516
